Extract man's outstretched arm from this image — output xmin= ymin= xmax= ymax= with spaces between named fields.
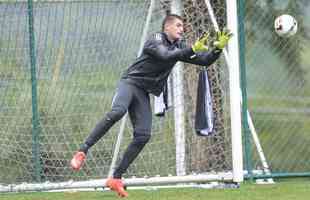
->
xmin=179 ymin=48 xmax=222 ymax=66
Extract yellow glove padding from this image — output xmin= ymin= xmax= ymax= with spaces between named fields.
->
xmin=192 ymin=33 xmax=209 ymax=53
xmin=213 ymin=28 xmax=233 ymax=50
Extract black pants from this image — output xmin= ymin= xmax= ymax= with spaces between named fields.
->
xmin=80 ymin=79 xmax=152 ymax=178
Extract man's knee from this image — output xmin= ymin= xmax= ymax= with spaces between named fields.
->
xmin=106 ymin=106 xmax=127 ymax=122
xmin=133 ymin=133 xmax=151 ymax=146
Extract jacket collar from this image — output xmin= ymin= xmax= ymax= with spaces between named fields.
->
xmin=162 ymin=32 xmax=179 ymax=45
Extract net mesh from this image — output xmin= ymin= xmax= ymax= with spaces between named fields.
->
xmin=181 ymin=0 xmax=231 ymax=173
xmin=0 ymin=0 xmax=231 ymax=185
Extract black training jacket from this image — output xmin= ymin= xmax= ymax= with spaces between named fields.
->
xmin=121 ymin=32 xmax=221 ymax=96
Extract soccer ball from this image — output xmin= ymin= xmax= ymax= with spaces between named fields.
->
xmin=274 ymin=14 xmax=298 ymax=37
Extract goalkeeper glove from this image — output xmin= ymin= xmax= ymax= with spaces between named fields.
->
xmin=192 ymin=33 xmax=209 ymax=53
xmin=213 ymin=28 xmax=233 ymax=50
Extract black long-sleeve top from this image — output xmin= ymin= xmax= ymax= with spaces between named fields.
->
xmin=121 ymin=32 xmax=221 ymax=96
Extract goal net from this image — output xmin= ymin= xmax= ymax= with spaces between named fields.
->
xmin=0 ymin=0 xmax=239 ymax=191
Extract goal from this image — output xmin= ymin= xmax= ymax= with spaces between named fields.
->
xmin=0 ymin=0 xmax=244 ymax=192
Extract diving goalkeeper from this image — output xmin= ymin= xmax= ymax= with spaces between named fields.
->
xmin=70 ymin=14 xmax=232 ymax=197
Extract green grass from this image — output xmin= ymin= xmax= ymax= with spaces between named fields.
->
xmin=1 ymin=181 xmax=310 ymax=200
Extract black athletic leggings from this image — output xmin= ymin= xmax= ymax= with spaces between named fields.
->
xmin=80 ymin=79 xmax=152 ymax=178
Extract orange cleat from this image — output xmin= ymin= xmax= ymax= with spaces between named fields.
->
xmin=70 ymin=151 xmax=86 ymax=171
xmin=106 ymin=178 xmax=128 ymax=198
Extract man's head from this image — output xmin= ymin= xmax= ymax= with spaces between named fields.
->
xmin=162 ymin=14 xmax=184 ymax=42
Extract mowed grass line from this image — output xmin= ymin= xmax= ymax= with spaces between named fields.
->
xmin=0 ymin=181 xmax=310 ymax=200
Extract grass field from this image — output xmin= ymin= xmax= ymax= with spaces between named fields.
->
xmin=1 ymin=180 xmax=310 ymax=200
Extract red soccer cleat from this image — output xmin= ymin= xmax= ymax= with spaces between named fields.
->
xmin=106 ymin=178 xmax=128 ymax=198
xmin=70 ymin=151 xmax=86 ymax=171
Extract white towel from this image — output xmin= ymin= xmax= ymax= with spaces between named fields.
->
xmin=154 ymin=92 xmax=166 ymax=117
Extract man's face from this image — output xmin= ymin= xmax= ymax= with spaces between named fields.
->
xmin=165 ymin=18 xmax=184 ymax=42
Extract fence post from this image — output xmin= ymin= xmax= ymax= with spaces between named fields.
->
xmin=27 ymin=0 xmax=42 ymax=182
xmin=238 ymin=0 xmax=253 ymax=178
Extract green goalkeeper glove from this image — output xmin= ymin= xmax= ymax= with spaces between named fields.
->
xmin=213 ymin=28 xmax=233 ymax=50
xmin=192 ymin=33 xmax=209 ymax=53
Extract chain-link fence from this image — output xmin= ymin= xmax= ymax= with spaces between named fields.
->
xmin=244 ymin=0 xmax=310 ymax=177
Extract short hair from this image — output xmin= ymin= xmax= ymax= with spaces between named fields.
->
xmin=162 ymin=14 xmax=183 ymax=31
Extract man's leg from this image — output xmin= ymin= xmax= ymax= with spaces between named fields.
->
xmin=71 ymin=81 xmax=133 ymax=171
xmin=112 ymin=87 xmax=152 ymax=178
xmin=106 ymin=86 xmax=151 ymax=197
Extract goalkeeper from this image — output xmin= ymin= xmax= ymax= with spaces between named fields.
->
xmin=71 ymin=14 xmax=232 ymax=197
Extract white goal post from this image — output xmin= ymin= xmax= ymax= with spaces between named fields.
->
xmin=205 ymin=0 xmax=243 ymax=182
